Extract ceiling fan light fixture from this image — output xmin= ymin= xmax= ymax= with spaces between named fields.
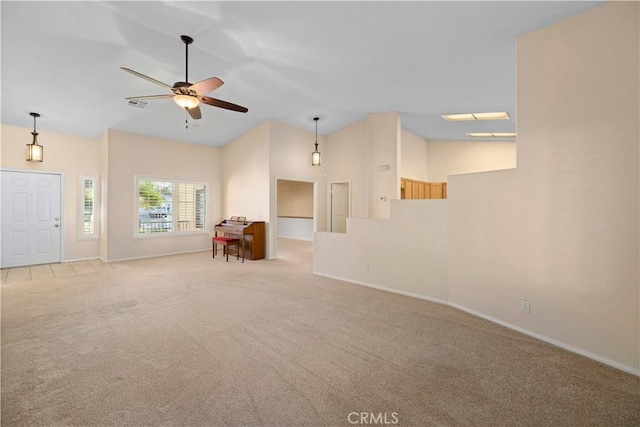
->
xmin=121 ymin=35 xmax=247 ymax=120
xmin=26 ymin=112 xmax=44 ymax=162
xmin=174 ymin=94 xmax=199 ymax=110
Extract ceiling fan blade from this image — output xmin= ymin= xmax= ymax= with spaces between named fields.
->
xmin=126 ymin=94 xmax=173 ymax=101
xmin=121 ymin=67 xmax=173 ymax=89
xmin=189 ymin=77 xmax=224 ymax=95
xmin=199 ymin=95 xmax=248 ymax=113
xmin=187 ymin=105 xmax=202 ymax=120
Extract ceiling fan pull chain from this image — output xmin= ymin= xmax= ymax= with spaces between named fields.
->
xmin=185 ymin=111 xmax=189 ymax=129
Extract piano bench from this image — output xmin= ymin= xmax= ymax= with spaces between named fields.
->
xmin=212 ymin=237 xmax=244 ymax=263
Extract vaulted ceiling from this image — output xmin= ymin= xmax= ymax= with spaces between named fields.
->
xmin=1 ymin=1 xmax=602 ymax=147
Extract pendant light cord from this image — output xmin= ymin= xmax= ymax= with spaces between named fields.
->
xmin=30 ymin=112 xmax=40 ymax=144
xmin=314 ymin=117 xmax=319 ymax=150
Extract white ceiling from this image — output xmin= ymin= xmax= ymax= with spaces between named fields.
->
xmin=1 ymin=1 xmax=602 ymax=147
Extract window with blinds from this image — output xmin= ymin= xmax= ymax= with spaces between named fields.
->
xmin=136 ymin=177 xmax=207 ymax=236
xmin=79 ymin=176 xmax=99 ymax=239
xmin=176 ymin=183 xmax=207 ymax=231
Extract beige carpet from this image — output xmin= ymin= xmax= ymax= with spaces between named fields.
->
xmin=2 ymin=238 xmax=638 ymax=426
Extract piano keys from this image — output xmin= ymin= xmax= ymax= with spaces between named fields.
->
xmin=214 ymin=219 xmax=266 ymax=260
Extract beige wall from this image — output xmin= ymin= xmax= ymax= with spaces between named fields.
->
xmin=103 ymin=130 xmax=222 ymax=261
xmin=326 ymin=120 xmax=369 ymax=219
xmin=324 ymin=113 xmax=400 ymax=221
xmin=314 ymin=2 xmax=639 ymax=373
xmin=220 ymin=119 xmax=327 ymax=258
xmin=328 ymin=121 xmax=513 ymax=219
xmin=400 ymin=132 xmax=516 ymax=184
xmin=366 ymin=113 xmax=400 ymax=218
xmin=221 ymin=121 xmax=273 ymax=257
xmin=1 ymin=124 xmax=100 ymax=261
xmin=222 ymin=122 xmax=270 ymax=224
xmin=449 ymin=2 xmax=638 ymax=371
xmin=99 ymin=131 xmax=108 ymax=260
xmin=269 ymin=119 xmax=327 ymax=257
xmin=400 ymin=129 xmax=429 ymax=182
xmin=277 ymin=180 xmax=313 ymax=218
xmin=315 ymin=199 xmax=449 ymax=302
xmin=426 ymin=140 xmax=516 ymax=182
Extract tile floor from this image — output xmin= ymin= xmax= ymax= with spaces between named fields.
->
xmin=1 ymin=259 xmax=112 ymax=284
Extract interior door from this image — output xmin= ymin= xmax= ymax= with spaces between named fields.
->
xmin=330 ymin=182 xmax=349 ymax=233
xmin=1 ymin=171 xmax=62 ymax=267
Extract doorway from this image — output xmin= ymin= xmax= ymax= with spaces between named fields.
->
xmin=1 ymin=170 xmax=63 ymax=267
xmin=330 ymin=181 xmax=350 ymax=233
xmin=273 ymin=178 xmax=318 ymax=260
xmin=276 ymin=179 xmax=314 ymax=241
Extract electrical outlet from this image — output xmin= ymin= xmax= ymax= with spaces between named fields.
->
xmin=521 ymin=299 xmax=530 ymax=313
xmin=363 ymin=264 xmax=369 ymax=273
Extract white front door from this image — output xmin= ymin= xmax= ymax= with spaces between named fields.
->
xmin=1 ymin=171 xmax=62 ymax=267
xmin=330 ymin=182 xmax=350 ymax=233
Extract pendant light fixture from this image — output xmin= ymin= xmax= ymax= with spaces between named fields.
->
xmin=311 ymin=117 xmax=321 ymax=166
xmin=26 ymin=112 xmax=44 ymax=162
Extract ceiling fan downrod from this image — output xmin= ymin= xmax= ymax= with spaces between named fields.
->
xmin=181 ymin=35 xmax=193 ymax=84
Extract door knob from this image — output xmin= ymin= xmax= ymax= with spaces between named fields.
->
xmin=54 ymin=224 xmax=59 ymax=228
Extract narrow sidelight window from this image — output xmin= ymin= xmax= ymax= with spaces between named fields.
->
xmin=79 ymin=176 xmax=99 ymax=239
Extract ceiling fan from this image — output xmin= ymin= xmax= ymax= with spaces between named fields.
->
xmin=121 ymin=35 xmax=248 ymax=120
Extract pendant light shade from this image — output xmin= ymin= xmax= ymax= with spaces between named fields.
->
xmin=311 ymin=150 xmax=321 ymax=166
xmin=26 ymin=112 xmax=44 ymax=162
xmin=311 ymin=117 xmax=321 ymax=166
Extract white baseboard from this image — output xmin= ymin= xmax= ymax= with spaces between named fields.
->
xmin=448 ymin=302 xmax=640 ymax=377
xmin=277 ymin=236 xmax=313 ymax=242
xmin=64 ymin=256 xmax=101 ymax=263
xmin=313 ymin=271 xmax=450 ymax=306
xmin=105 ymin=248 xmax=210 ymax=263
xmin=313 ymin=271 xmax=639 ymax=377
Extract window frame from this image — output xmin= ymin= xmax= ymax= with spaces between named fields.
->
xmin=134 ymin=175 xmax=209 ymax=239
xmin=78 ymin=175 xmax=99 ymax=240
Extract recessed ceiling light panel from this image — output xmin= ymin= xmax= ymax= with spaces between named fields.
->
xmin=442 ymin=113 xmax=475 ymax=121
xmin=466 ymin=132 xmax=516 ymax=138
xmin=472 ymin=112 xmax=509 ymax=120
xmin=443 ymin=111 xmax=510 ymax=121
xmin=466 ymin=132 xmax=494 ymax=137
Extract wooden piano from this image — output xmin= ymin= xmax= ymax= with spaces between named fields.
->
xmin=214 ymin=219 xmax=265 ymax=260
